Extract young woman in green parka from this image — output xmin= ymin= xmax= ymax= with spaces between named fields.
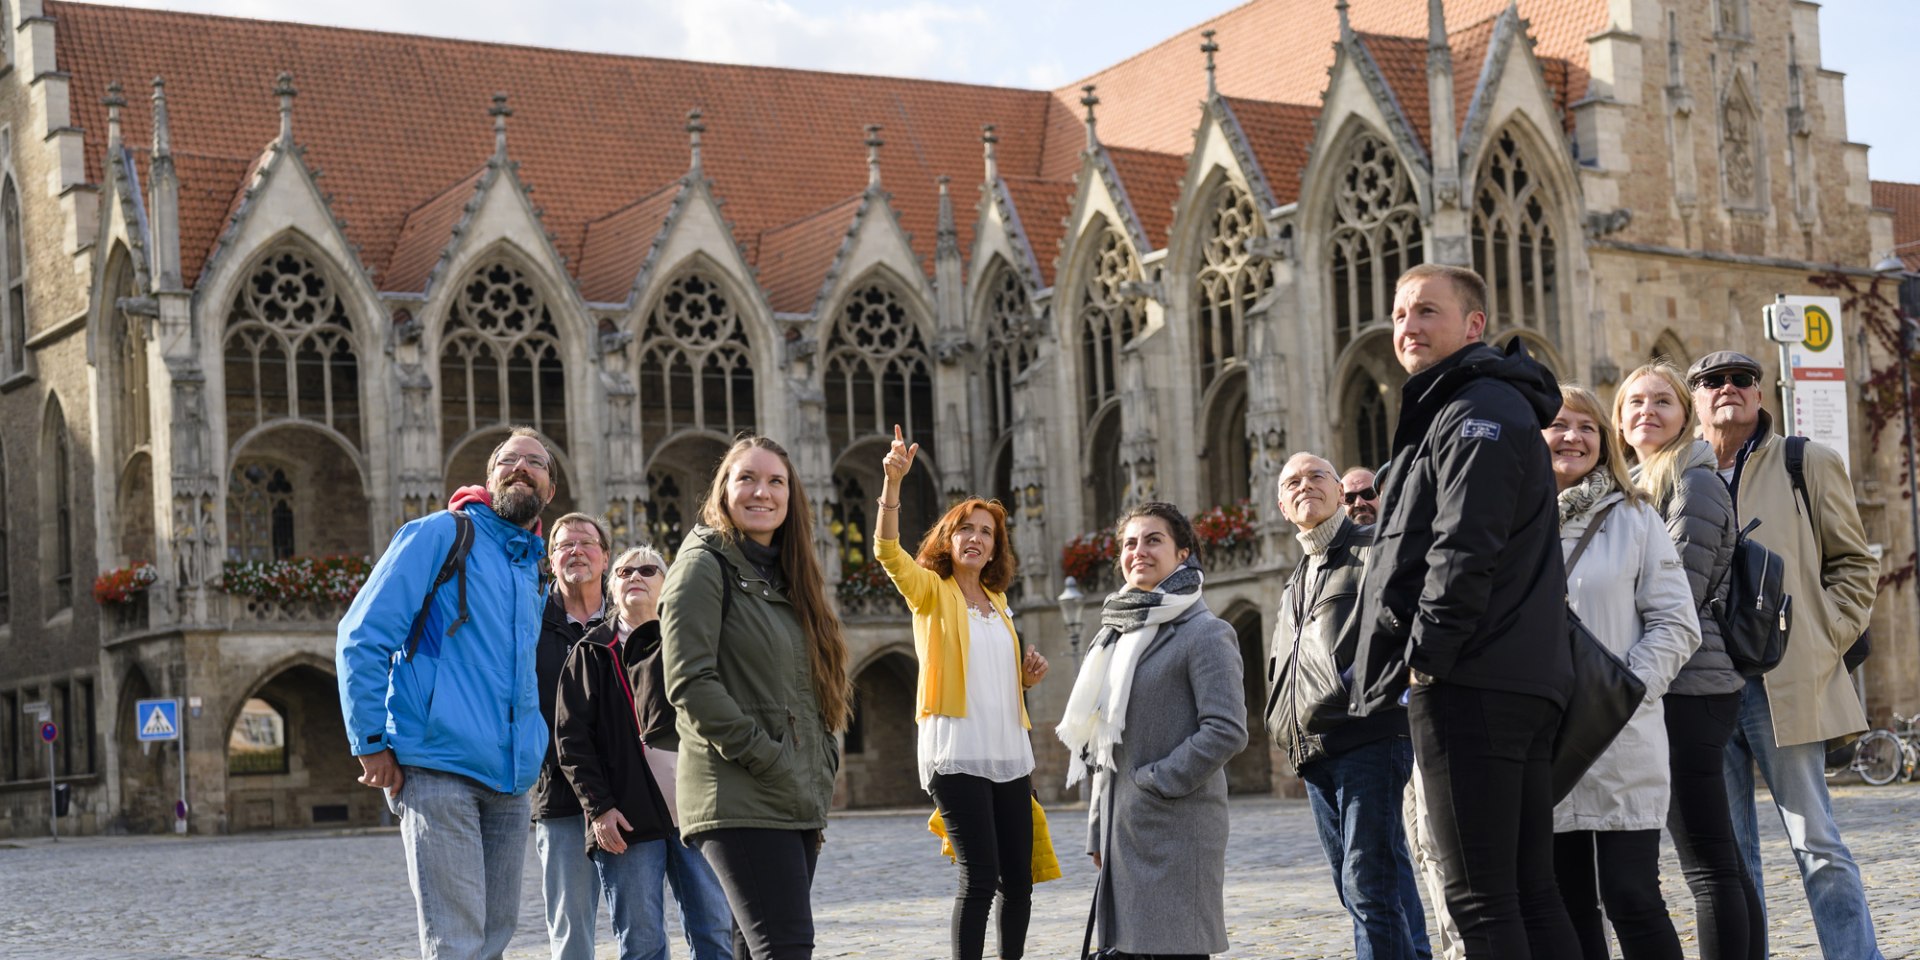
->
xmin=660 ymin=435 xmax=853 ymax=960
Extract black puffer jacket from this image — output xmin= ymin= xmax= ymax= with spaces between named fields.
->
xmin=1651 ymin=440 xmax=1744 ymax=696
xmin=1266 ymin=517 xmax=1405 ymax=768
xmin=531 ymin=594 xmax=605 ymax=820
xmin=1351 ymin=340 xmax=1572 ymax=714
xmin=554 ymin=619 xmax=674 ymax=855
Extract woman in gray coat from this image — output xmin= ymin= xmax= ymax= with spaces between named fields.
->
xmin=1056 ymin=501 xmax=1248 ymax=959
xmin=1616 ymin=361 xmax=1762 ymax=960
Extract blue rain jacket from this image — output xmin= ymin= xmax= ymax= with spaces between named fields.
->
xmin=336 ymin=504 xmax=548 ymax=794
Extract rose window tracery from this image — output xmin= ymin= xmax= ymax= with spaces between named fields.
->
xmin=1472 ymin=129 xmax=1562 ymax=341
xmin=223 ymin=250 xmax=361 ymax=448
xmin=440 ymin=260 xmax=567 ymax=454
xmin=1195 ymin=182 xmax=1269 ymax=389
xmin=1327 ymin=135 xmax=1424 ymax=352
xmin=1079 ymin=227 xmax=1144 ymax=419
xmin=823 ymin=282 xmax=933 ymax=454
xmin=636 ymin=270 xmax=755 ymax=456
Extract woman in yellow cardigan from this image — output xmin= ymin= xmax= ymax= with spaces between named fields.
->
xmin=876 ymin=424 xmax=1049 ymax=960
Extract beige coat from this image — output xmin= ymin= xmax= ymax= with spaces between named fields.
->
xmin=1730 ymin=424 xmax=1876 ymax=746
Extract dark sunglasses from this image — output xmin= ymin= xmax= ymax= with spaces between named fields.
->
xmin=1694 ymin=372 xmax=1757 ymax=390
xmin=613 ymin=564 xmax=662 ymax=580
xmin=1342 ymin=487 xmax=1378 ymax=504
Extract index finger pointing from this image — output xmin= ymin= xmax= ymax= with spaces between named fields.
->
xmin=894 ymin=423 xmax=904 ymax=443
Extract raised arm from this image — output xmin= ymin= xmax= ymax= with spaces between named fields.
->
xmin=876 ymin=423 xmax=920 ymax=543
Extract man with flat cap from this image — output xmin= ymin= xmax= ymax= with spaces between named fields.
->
xmin=1690 ymin=350 xmax=1885 ymax=959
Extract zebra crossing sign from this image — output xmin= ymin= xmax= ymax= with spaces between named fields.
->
xmin=135 ymin=698 xmax=181 ymax=742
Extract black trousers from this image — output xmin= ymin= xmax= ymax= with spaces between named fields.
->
xmin=1408 ymin=683 xmax=1580 ymax=960
xmin=1665 ymin=692 xmax=1764 ymax=960
xmin=1554 ymin=829 xmax=1683 ymax=960
xmin=927 ymin=772 xmax=1034 ymax=960
xmin=695 ymin=827 xmax=821 ymax=960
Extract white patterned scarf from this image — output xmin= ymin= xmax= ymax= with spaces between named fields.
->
xmin=1055 ymin=560 xmax=1206 ymax=790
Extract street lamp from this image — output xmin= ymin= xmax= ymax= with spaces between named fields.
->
xmin=1056 ymin=577 xmax=1086 ymax=665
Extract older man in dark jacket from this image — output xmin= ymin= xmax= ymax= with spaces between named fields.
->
xmin=1350 ymin=264 xmax=1577 ymax=959
xmin=1270 ymin=452 xmax=1428 ymax=960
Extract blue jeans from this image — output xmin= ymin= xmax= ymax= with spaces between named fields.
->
xmin=591 ymin=828 xmax=735 ymax=960
xmin=391 ymin=766 xmax=530 ymax=960
xmin=1724 ymin=677 xmax=1883 ymax=960
xmin=535 ymin=815 xmax=601 ymax=960
xmin=1301 ymin=736 xmax=1431 ymax=960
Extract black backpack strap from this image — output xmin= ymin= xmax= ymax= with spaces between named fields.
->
xmin=403 ymin=511 xmax=475 ymax=662
xmin=1784 ymin=435 xmax=1813 ymax=527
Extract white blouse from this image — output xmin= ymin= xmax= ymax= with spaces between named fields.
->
xmin=917 ymin=607 xmax=1035 ymax=790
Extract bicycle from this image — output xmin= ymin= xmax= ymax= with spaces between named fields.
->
xmin=1825 ymin=713 xmax=1919 ymax=785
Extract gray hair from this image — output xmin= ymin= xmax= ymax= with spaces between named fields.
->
xmin=611 ymin=543 xmax=667 ymax=575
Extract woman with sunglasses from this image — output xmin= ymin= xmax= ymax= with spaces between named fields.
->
xmin=661 ymin=436 xmax=851 ymax=960
xmin=1614 ymin=361 xmax=1761 ymax=960
xmin=873 ymin=425 xmax=1049 ymax=960
xmin=1544 ymin=384 xmax=1700 ymax=960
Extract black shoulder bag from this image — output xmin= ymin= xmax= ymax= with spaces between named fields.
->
xmin=1550 ymin=500 xmax=1650 ymax=804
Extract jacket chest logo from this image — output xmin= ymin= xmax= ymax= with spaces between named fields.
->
xmin=1461 ymin=418 xmax=1502 ymax=440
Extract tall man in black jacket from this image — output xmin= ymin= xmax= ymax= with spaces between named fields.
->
xmin=1350 ymin=264 xmax=1579 ymax=959
xmin=1270 ymin=452 xmax=1428 ymax=960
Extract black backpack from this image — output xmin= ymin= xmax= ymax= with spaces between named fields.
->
xmin=402 ymin=511 xmax=475 ymax=661
xmin=1782 ymin=436 xmax=1872 ymax=671
xmin=1705 ymin=516 xmax=1792 ymax=677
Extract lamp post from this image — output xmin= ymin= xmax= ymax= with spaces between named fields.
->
xmin=1056 ymin=577 xmax=1086 ymax=665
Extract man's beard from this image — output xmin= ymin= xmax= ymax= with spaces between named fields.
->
xmin=491 ymin=474 xmax=545 ymax=525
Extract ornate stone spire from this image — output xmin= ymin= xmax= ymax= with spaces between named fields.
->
xmin=1428 ymin=0 xmax=1447 ymax=50
xmin=1080 ymin=84 xmax=1100 ymax=151
xmin=982 ymin=124 xmax=998 ymax=182
xmin=489 ymin=93 xmax=512 ymax=159
xmin=151 ymin=76 xmax=173 ymax=157
xmin=149 ymin=77 xmax=181 ymax=292
xmin=936 ymin=175 xmax=959 ymax=257
xmin=1336 ymin=0 xmax=1353 ymax=42
xmin=275 ymin=71 xmax=297 ymax=145
xmin=103 ymin=82 xmax=126 ymax=153
xmin=686 ymin=108 xmax=706 ymax=171
xmin=1201 ymin=30 xmax=1220 ymax=98
xmin=864 ymin=123 xmax=884 ymax=189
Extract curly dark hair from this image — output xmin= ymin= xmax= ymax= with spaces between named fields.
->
xmin=914 ymin=497 xmax=1016 ymax=593
xmin=1113 ymin=500 xmax=1203 ymax=570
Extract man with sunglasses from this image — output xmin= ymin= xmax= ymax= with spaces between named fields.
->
xmin=533 ymin=512 xmax=613 ymax=960
xmin=1690 ymin=351 xmax=1885 ymax=959
xmin=1340 ymin=468 xmax=1381 ymax=525
xmin=337 ymin=426 xmax=557 ymax=959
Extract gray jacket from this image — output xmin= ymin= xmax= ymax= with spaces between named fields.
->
xmin=1651 ymin=441 xmax=1745 ymax=696
xmin=1085 ymin=598 xmax=1248 ymax=956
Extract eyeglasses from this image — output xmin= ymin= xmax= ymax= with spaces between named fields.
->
xmin=554 ymin=539 xmax=603 ymax=554
xmin=1342 ymin=487 xmax=1378 ymax=504
xmin=496 ymin=452 xmax=551 ymax=472
xmin=614 ymin=564 xmax=663 ymax=580
xmin=1693 ymin=372 xmax=1757 ymax=390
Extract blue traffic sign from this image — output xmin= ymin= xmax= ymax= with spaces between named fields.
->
xmin=135 ymin=698 xmax=181 ymax=742
xmin=38 ymin=721 xmax=56 ymax=743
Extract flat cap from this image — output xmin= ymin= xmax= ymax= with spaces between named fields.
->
xmin=1686 ymin=350 xmax=1763 ymax=383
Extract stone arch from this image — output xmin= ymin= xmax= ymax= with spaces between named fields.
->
xmin=986 ymin=432 xmax=1015 ymax=510
xmin=39 ymin=393 xmax=77 ymax=612
xmin=1083 ymin=400 xmax=1125 ymax=533
xmin=1330 ymin=330 xmax=1405 ymax=471
xmin=975 ymin=256 xmax=1038 ymax=458
xmin=113 ymin=662 xmax=170 ymax=833
xmin=1067 ymin=218 xmax=1145 ymax=423
xmin=1219 ymin=600 xmax=1272 ymax=795
xmin=830 ymin=438 xmax=939 ymax=570
xmin=632 ymin=260 xmax=757 ymax=461
xmin=841 ymin=646 xmax=919 ymax=809
xmin=442 ymin=425 xmax=577 ymax=522
xmin=223 ymin=655 xmax=373 ymax=830
xmin=821 ymin=269 xmax=937 ymax=461
xmin=1472 ymin=125 xmax=1569 ymax=347
xmin=1199 ymin=366 xmax=1251 ymax=511
xmin=1649 ymin=329 xmax=1689 ymax=368
xmin=101 ymin=245 xmax=150 ymax=472
xmin=1189 ymin=172 xmax=1269 ymax=395
xmin=228 ymin=424 xmax=374 ymax=563
xmin=642 ymin=431 xmax=732 ymax=558
xmin=1 ymin=174 xmax=27 ymax=377
xmin=1319 ymin=124 xmax=1425 ymax=354
xmin=437 ymin=248 xmax=575 ymax=464
xmin=114 ymin=451 xmax=156 ymax=567
xmin=221 ymin=242 xmax=366 ymax=454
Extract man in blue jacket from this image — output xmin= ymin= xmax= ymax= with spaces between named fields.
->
xmin=337 ymin=428 xmax=555 ymax=960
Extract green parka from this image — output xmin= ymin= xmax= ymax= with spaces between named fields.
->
xmin=659 ymin=524 xmax=840 ymax=838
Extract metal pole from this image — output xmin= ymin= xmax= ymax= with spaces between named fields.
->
xmin=176 ymin=735 xmax=188 ymax=834
xmin=47 ymin=738 xmax=56 ymax=841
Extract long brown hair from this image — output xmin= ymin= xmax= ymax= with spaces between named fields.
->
xmin=1612 ymin=360 xmax=1698 ymax=509
xmin=699 ymin=436 xmax=852 ymax=731
xmin=1558 ymin=384 xmax=1646 ymax=506
xmin=914 ymin=497 xmax=1017 ymax=593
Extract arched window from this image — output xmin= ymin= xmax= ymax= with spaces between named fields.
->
xmin=228 ymin=460 xmax=296 ymax=563
xmin=110 ymin=255 xmax=150 ymax=460
xmin=1355 ymin=376 xmax=1390 ymax=472
xmin=1472 ymin=129 xmax=1562 ymax=341
xmin=1194 ymin=182 xmax=1269 ymax=389
xmin=1078 ymin=227 xmax=1144 ymax=419
xmin=635 ymin=269 xmax=754 ymax=456
xmin=823 ymin=281 xmax=933 ymax=454
xmin=1085 ymin=405 xmax=1124 ymax=532
xmin=1 ymin=178 xmax=26 ymax=376
xmin=982 ymin=263 xmax=1037 ymax=446
xmin=1328 ymin=134 xmax=1423 ymax=353
xmin=441 ymin=259 xmax=567 ymax=456
xmin=42 ymin=399 xmax=74 ymax=610
xmin=227 ymin=697 xmax=288 ymax=776
xmin=224 ymin=249 xmax=361 ymax=449
xmin=827 ymin=473 xmax=871 ymax=569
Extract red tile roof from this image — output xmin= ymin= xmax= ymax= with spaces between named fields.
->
xmin=1873 ymin=180 xmax=1920 ymax=270
xmin=999 ymin=176 xmax=1077 ymax=287
xmin=576 ymin=181 xmax=683 ymax=304
xmin=385 ymin=166 xmax=486 ymax=294
xmin=1106 ymin=146 xmax=1188 ymax=252
xmin=757 ymin=195 xmax=864 ymax=314
xmin=176 ymin=151 xmax=257 ymax=288
xmin=1356 ymin=33 xmax=1431 ymax=155
xmin=1219 ymin=98 xmax=1319 ymax=206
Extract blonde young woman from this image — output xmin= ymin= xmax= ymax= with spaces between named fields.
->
xmin=1615 ymin=361 xmax=1762 ymax=960
xmin=660 ymin=436 xmax=851 ymax=960
xmin=1544 ymin=385 xmax=1701 ymax=960
xmin=874 ymin=425 xmax=1049 ymax=960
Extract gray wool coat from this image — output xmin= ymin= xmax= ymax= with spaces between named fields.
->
xmin=1084 ymin=598 xmax=1249 ymax=956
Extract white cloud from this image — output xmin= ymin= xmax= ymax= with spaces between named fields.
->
xmin=666 ymin=0 xmax=992 ymax=80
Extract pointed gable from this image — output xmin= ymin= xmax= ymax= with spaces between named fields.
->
xmin=757 ymin=195 xmax=864 ymax=315
xmin=577 ymin=182 xmax=684 ymax=305
xmin=999 ymin=176 xmax=1076 ymax=287
xmin=1218 ymin=97 xmax=1319 ymax=206
xmin=381 ymin=167 xmax=486 ymax=295
xmin=1106 ymin=146 xmax=1187 ymax=252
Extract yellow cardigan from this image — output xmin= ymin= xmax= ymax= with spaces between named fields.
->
xmin=874 ymin=537 xmax=1031 ymax=729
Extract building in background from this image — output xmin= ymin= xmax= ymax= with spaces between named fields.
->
xmin=0 ymin=0 xmax=1912 ymax=835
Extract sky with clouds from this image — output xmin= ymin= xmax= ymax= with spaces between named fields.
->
xmin=104 ymin=0 xmax=1920 ymax=186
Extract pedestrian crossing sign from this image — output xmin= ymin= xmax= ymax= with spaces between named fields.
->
xmin=136 ymin=698 xmax=181 ymax=742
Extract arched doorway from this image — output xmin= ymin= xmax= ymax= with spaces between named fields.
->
xmin=840 ymin=649 xmax=920 ymax=809
xmin=224 ymin=660 xmax=372 ymax=830
xmin=114 ymin=664 xmax=171 ymax=833
xmin=644 ymin=433 xmax=731 ymax=559
xmin=1223 ymin=605 xmax=1272 ymax=795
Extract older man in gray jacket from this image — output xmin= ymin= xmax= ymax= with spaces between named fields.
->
xmin=1270 ymin=453 xmax=1429 ymax=960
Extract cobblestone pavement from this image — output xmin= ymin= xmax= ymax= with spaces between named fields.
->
xmin=1 ymin=784 xmax=1914 ymax=959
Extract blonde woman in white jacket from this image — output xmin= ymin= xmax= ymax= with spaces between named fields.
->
xmin=1543 ymin=385 xmax=1702 ymax=960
